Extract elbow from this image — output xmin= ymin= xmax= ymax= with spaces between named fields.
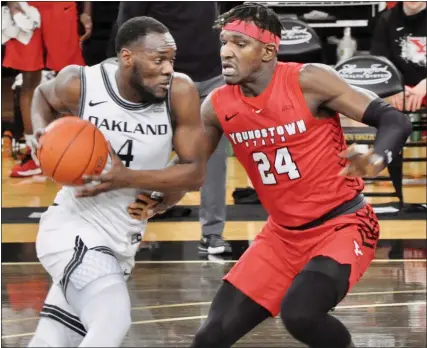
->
xmin=188 ymin=174 xmax=205 ymax=191
xmin=187 ymin=165 xmax=206 ymax=191
xmin=188 ymin=180 xmax=204 ymax=191
xmin=185 ymin=180 xmax=204 ymax=192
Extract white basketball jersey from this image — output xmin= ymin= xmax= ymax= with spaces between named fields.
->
xmin=53 ymin=59 xmax=173 ymax=258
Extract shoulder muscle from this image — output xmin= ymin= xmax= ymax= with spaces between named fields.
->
xmin=299 ymin=63 xmax=378 ymax=122
xmin=39 ymin=65 xmax=82 ymax=115
xmin=299 ymin=63 xmax=378 ymax=103
xmin=201 ymin=92 xmax=222 ymax=131
xmin=170 ymin=72 xmax=200 ymax=124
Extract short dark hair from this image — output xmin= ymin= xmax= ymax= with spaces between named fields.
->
xmin=115 ymin=16 xmax=169 ymax=54
xmin=215 ymin=3 xmax=283 ymax=39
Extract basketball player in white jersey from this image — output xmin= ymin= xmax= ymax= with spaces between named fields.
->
xmin=28 ymin=17 xmax=205 ymax=347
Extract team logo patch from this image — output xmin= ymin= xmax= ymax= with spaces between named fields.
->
xmin=399 ymin=36 xmax=426 ymax=67
xmin=131 ymin=233 xmax=142 ymax=245
xmin=354 ymin=240 xmax=363 ymax=257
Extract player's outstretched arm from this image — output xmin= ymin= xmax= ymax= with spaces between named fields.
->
xmin=31 ymin=65 xmax=82 ymax=134
xmin=163 ymin=91 xmax=225 ymax=172
xmin=77 ymin=74 xmax=211 ymax=196
xmin=200 ymin=92 xmax=225 ymax=159
xmin=299 ymin=63 xmax=413 ymax=177
xmin=125 ymin=92 xmax=224 ymax=220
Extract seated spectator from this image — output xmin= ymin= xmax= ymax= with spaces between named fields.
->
xmin=371 ymin=1 xmax=426 ymax=112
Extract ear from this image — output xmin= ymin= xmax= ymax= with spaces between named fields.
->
xmin=119 ymin=48 xmax=133 ymax=68
xmin=261 ymin=44 xmax=277 ymax=62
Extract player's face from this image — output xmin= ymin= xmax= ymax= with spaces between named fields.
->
xmin=128 ymin=32 xmax=176 ymax=101
xmin=220 ymin=30 xmax=265 ymax=85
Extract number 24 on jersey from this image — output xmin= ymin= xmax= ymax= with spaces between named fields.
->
xmin=253 ymin=146 xmax=300 ymax=185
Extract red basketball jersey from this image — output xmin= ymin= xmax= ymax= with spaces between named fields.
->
xmin=212 ymin=62 xmax=364 ymax=227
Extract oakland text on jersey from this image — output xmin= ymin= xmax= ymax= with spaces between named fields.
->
xmin=88 ymin=116 xmax=168 ymax=135
xmin=229 ymin=119 xmax=307 ymax=148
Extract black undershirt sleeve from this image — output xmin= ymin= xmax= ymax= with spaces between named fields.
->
xmin=361 ymin=98 xmax=413 ymax=165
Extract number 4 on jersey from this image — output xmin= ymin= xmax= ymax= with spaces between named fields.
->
xmin=252 ymin=147 xmax=300 ymax=185
xmin=117 ymin=139 xmax=134 ymax=167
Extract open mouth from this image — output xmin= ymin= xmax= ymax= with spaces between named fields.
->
xmin=222 ymin=62 xmax=237 ymax=76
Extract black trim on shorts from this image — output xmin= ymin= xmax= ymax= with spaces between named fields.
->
xmin=90 ymin=245 xmax=116 ymax=258
xmin=40 ymin=304 xmax=87 ymax=337
xmin=60 ymin=236 xmax=88 ymax=295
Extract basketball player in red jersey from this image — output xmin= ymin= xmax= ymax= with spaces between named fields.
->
xmin=82 ymin=5 xmax=411 ymax=346
xmin=185 ymin=3 xmax=413 ymax=348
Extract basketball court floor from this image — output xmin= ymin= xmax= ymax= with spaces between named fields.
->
xmin=1 ymin=136 xmax=426 ymax=346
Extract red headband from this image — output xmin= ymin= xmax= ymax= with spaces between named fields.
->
xmin=223 ymin=20 xmax=280 ymax=49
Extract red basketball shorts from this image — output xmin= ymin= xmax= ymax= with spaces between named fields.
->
xmin=224 ymin=203 xmax=380 ymax=316
xmin=3 ymin=2 xmax=85 ymax=72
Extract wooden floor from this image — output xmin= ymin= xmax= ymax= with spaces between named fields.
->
xmin=1 ymin=136 xmax=426 ymax=347
xmin=1 ymin=261 xmax=426 ymax=347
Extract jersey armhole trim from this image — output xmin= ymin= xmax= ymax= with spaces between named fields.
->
xmin=100 ymin=62 xmax=150 ymax=111
xmin=210 ymin=89 xmax=221 ymax=117
xmin=290 ymin=65 xmax=318 ymax=120
xmin=78 ymin=66 xmax=86 ymax=118
xmin=210 ymin=89 xmax=225 ymax=130
xmin=165 ymin=74 xmax=175 ymax=133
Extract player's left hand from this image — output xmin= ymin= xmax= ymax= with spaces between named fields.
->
xmin=128 ymin=191 xmax=187 ymax=220
xmin=128 ymin=193 xmax=164 ymax=220
xmin=339 ymin=144 xmax=385 ymax=177
xmin=76 ymin=142 xmax=131 ymax=197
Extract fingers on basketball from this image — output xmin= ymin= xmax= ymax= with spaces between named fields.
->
xmin=38 ymin=117 xmax=108 ymax=186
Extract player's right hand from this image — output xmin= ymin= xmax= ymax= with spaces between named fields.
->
xmin=339 ymin=144 xmax=385 ymax=177
xmin=77 ymin=142 xmax=132 ymax=197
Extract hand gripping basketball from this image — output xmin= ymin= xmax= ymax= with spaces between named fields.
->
xmin=76 ymin=142 xmax=131 ymax=198
xmin=29 ymin=129 xmax=45 ymax=166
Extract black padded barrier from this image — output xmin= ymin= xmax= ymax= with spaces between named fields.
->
xmin=278 ymin=19 xmax=323 ymax=63
xmin=336 ymin=55 xmax=426 ymax=209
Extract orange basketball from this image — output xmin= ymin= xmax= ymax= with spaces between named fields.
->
xmin=37 ymin=116 xmax=108 ymax=186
